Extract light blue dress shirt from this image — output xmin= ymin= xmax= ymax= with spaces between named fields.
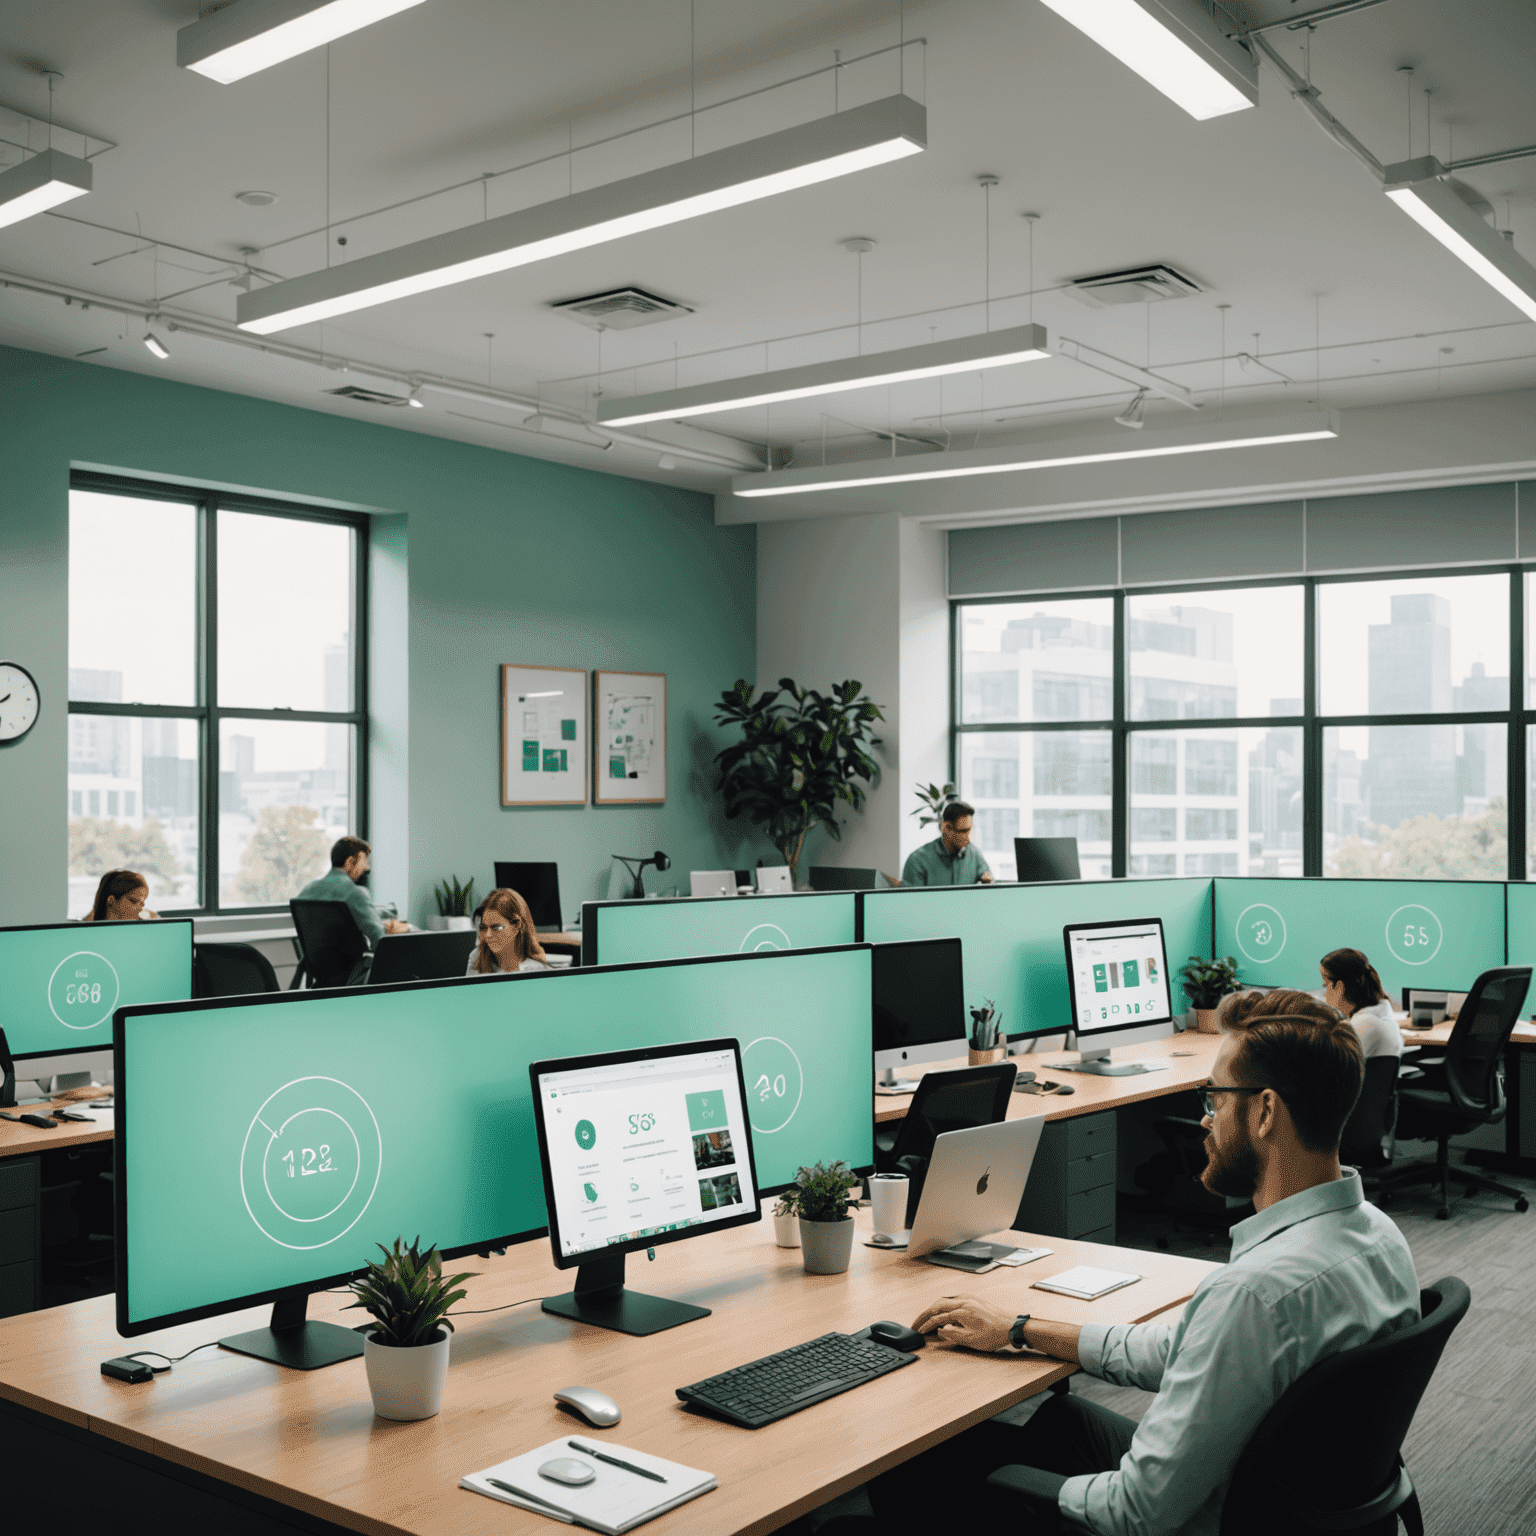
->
xmin=900 ymin=835 xmax=991 ymax=886
xmin=1058 ymin=1170 xmax=1420 ymax=1536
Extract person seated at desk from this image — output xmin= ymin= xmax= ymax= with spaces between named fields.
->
xmin=1320 ymin=947 xmax=1402 ymax=1061
xmin=82 ymin=868 xmax=159 ymax=922
xmin=900 ymin=800 xmax=994 ymax=887
xmin=468 ymin=887 xmax=551 ymax=975
xmin=295 ymin=836 xmax=408 ymax=949
xmin=864 ymin=996 xmax=1418 ymax=1536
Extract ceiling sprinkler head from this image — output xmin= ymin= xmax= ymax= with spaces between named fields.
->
xmin=1114 ymin=390 xmax=1147 ymax=429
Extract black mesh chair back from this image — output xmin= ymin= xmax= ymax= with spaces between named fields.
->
xmin=289 ymin=899 xmax=371 ymax=989
xmin=1442 ymin=966 xmax=1530 ymax=1114
xmin=194 ymin=942 xmax=280 ymax=999
xmin=1341 ymin=1055 xmax=1399 ymax=1171
xmin=1218 ymin=1277 xmax=1469 ymax=1536
xmin=807 ymin=866 xmax=878 ymax=891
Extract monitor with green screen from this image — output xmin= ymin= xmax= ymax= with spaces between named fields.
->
xmin=581 ymin=890 xmax=857 ymax=966
xmin=0 ymin=919 xmax=193 ymax=1059
xmin=1213 ymin=878 xmax=1505 ymax=1001
xmin=861 ymin=879 xmax=1212 ymax=1037
xmin=114 ymin=944 xmax=873 ymax=1335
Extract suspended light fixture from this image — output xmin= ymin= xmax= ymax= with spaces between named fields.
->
xmin=237 ymin=94 xmax=927 ymax=334
xmin=732 ymin=410 xmax=1338 ymax=498
xmin=406 ymin=385 xmax=425 ymax=408
xmin=1038 ymin=0 xmax=1257 ymax=120
xmin=178 ymin=0 xmax=429 ymax=84
xmin=1113 ymin=389 xmax=1148 ymax=428
xmin=0 ymin=148 xmax=92 ymax=230
xmin=1384 ymin=157 xmax=1536 ymax=324
xmin=142 ymin=332 xmax=171 ymax=360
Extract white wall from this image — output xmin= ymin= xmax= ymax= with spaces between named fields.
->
xmin=898 ymin=519 xmax=949 ymax=869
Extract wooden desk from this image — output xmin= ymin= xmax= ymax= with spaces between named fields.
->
xmin=1401 ymin=1017 xmax=1536 ymax=1163
xmin=1400 ymin=1019 xmax=1536 ymax=1048
xmin=0 ymin=1202 xmax=1218 ymax=1536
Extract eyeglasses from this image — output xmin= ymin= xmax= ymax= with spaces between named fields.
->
xmin=477 ymin=921 xmax=511 ymax=933
xmin=1197 ymin=1086 xmax=1262 ymax=1117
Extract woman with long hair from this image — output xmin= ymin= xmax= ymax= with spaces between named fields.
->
xmin=467 ymin=887 xmax=550 ymax=975
xmin=1320 ymin=947 xmax=1402 ymax=1060
xmin=84 ymin=869 xmax=158 ymax=922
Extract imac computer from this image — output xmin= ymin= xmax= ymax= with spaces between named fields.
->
xmin=872 ymin=938 xmax=967 ymax=1093
xmin=1014 ymin=837 xmax=1081 ymax=883
xmin=493 ymin=862 xmax=563 ymax=930
xmin=530 ymin=1038 xmax=760 ymax=1336
xmin=1062 ymin=917 xmax=1174 ymax=1075
xmin=0 ymin=918 xmax=192 ymax=1100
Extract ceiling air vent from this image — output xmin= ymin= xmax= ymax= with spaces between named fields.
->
xmin=1065 ymin=264 xmax=1204 ymax=307
xmin=550 ymin=287 xmax=694 ymax=330
xmin=326 ymin=384 xmax=410 ymax=408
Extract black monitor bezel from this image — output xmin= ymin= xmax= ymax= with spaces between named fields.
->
xmin=871 ymin=936 xmax=966 ymax=1053
xmin=112 ymin=941 xmax=874 ymax=1339
xmin=0 ymin=916 xmax=194 ymax=1062
xmin=365 ymin=928 xmax=477 ymax=986
xmin=1062 ymin=916 xmax=1174 ymax=1039
xmin=1013 ymin=836 xmax=1082 ymax=883
xmin=530 ymin=1036 xmax=764 ymax=1272
xmin=493 ymin=861 xmax=562 ymax=928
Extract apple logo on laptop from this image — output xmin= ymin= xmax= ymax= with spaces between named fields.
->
xmin=976 ymin=1167 xmax=990 ymax=1196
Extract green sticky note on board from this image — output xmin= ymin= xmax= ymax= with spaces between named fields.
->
xmin=542 ymin=748 xmax=562 ymax=772
xmin=522 ymin=739 xmax=539 ymax=772
xmin=687 ymin=1090 xmax=727 ymax=1133
xmin=560 ymin=749 xmax=569 ymax=772
xmin=609 ymin=756 xmax=627 ymax=779
xmin=561 ymin=718 xmax=577 ymax=741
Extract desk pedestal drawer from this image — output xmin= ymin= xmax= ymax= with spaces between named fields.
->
xmin=0 ymin=1155 xmax=41 ymax=1318
xmin=0 ymin=1158 xmax=40 ymax=1212
xmin=1015 ymin=1113 xmax=1118 ymax=1243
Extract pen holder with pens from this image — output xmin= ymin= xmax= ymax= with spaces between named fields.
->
xmin=968 ymin=1000 xmax=1006 ymax=1065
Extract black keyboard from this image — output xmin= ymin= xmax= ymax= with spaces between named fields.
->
xmin=676 ymin=1331 xmax=916 ymax=1428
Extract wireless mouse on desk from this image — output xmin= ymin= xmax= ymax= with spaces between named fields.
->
xmin=867 ymin=1320 xmax=926 ymax=1351
xmin=553 ymin=1384 xmax=622 ymax=1427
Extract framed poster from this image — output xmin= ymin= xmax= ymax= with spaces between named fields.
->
xmin=594 ymin=670 xmax=667 ymax=804
xmin=501 ymin=665 xmax=588 ymax=806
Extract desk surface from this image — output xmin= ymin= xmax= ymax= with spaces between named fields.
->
xmin=1401 ymin=1017 xmax=1536 ymax=1048
xmin=876 ymin=1031 xmax=1221 ymax=1126
xmin=0 ymin=1202 xmax=1218 ymax=1536
xmin=0 ymin=1094 xmax=113 ymax=1158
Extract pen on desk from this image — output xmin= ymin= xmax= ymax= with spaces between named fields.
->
xmin=568 ymin=1441 xmax=667 ymax=1483
xmin=487 ymin=1477 xmax=567 ymax=1512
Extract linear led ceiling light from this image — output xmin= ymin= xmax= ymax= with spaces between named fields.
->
xmin=1038 ymin=0 xmax=1258 ymax=120
xmin=1385 ymin=157 xmax=1536 ymax=324
xmin=732 ymin=410 xmax=1337 ymax=498
xmin=598 ymin=323 xmax=1048 ymax=427
xmin=237 ymin=95 xmax=927 ymax=334
xmin=0 ymin=148 xmax=92 ymax=230
xmin=178 ymin=0 xmax=429 ymax=84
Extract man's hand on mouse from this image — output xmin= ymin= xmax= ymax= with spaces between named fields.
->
xmin=912 ymin=1293 xmax=1015 ymax=1352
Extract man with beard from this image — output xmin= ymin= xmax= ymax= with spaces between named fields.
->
xmin=862 ymin=991 xmax=1420 ymax=1536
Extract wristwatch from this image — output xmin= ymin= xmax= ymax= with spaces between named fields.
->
xmin=1009 ymin=1314 xmax=1032 ymax=1351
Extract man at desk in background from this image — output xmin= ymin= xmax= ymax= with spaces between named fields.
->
xmin=900 ymin=801 xmax=994 ymax=887
xmin=295 ymin=836 xmax=409 ymax=948
xmin=864 ymin=997 xmax=1418 ymax=1536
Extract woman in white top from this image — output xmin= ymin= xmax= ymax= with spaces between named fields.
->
xmin=1320 ymin=947 xmax=1402 ymax=1060
xmin=467 ymin=887 xmax=552 ymax=976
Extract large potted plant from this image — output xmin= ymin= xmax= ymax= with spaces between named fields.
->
xmin=781 ymin=1159 xmax=861 ymax=1275
xmin=346 ymin=1237 xmax=475 ymax=1421
xmin=427 ymin=876 xmax=475 ymax=931
xmin=1178 ymin=955 xmax=1241 ymax=1033
xmin=713 ymin=679 xmax=884 ymax=885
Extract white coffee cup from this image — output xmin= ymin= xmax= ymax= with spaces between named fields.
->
xmin=869 ymin=1173 xmax=909 ymax=1240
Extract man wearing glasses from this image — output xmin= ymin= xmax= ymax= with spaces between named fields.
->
xmin=864 ymin=988 xmax=1420 ymax=1536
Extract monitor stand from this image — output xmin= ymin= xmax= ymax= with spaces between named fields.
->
xmin=874 ymin=1064 xmax=919 ymax=1095
xmin=220 ymin=1291 xmax=365 ymax=1370
xmin=1059 ymin=1042 xmax=1154 ymax=1077
xmin=542 ymin=1251 xmax=710 ymax=1337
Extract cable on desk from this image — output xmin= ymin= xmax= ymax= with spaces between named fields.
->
xmin=124 ymin=1342 xmax=225 ymax=1373
xmin=450 ymin=1294 xmax=547 ymax=1316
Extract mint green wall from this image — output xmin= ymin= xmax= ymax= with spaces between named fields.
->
xmin=0 ymin=345 xmax=757 ymax=928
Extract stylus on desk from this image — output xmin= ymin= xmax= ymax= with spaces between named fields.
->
xmin=569 ymin=1441 xmax=666 ymax=1482
xmin=488 ymin=1477 xmax=566 ymax=1512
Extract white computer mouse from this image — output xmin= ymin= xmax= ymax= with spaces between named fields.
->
xmin=539 ymin=1457 xmax=597 ymax=1486
xmin=553 ymin=1384 xmax=622 ymax=1427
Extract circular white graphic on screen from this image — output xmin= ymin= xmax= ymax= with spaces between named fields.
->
xmin=240 ymin=1077 xmax=382 ymax=1250
xmin=1234 ymin=905 xmax=1287 ymax=966
xmin=743 ymin=1036 xmax=804 ymax=1135
xmin=1386 ymin=905 xmax=1443 ymax=967
xmin=739 ymin=923 xmax=791 ymax=954
xmin=48 ymin=951 xmax=120 ymax=1030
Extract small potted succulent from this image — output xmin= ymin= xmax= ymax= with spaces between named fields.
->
xmin=781 ymin=1159 xmax=861 ymax=1275
xmin=427 ymin=876 xmax=475 ymax=931
xmin=771 ymin=1194 xmax=801 ymax=1249
xmin=968 ymin=999 xmax=1006 ymax=1064
xmin=346 ymin=1237 xmax=475 ymax=1421
xmin=1178 ymin=955 xmax=1241 ymax=1033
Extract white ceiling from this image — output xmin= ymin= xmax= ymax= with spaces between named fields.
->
xmin=2 ymin=0 xmax=1534 ymax=509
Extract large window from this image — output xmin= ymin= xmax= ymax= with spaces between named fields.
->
xmin=955 ymin=569 xmax=1526 ymax=882
xmin=68 ymin=479 xmax=367 ymax=917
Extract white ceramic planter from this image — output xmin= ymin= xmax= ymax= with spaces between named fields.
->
xmin=425 ymin=915 xmax=473 ymax=932
xmin=364 ymin=1330 xmax=450 ymax=1421
xmin=772 ymin=1208 xmax=801 ymax=1248
xmin=799 ymin=1216 xmax=855 ymax=1274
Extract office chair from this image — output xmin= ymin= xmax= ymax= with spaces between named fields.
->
xmin=1342 ymin=1056 xmax=1400 ymax=1175
xmin=1144 ymin=1102 xmax=1251 ymax=1246
xmin=289 ymin=899 xmax=371 ymax=989
xmin=875 ymin=1063 xmax=1016 ymax=1225
xmin=988 ymin=1276 xmax=1470 ymax=1536
xmin=807 ymin=866 xmax=879 ymax=891
xmin=193 ymin=942 xmax=280 ymax=999
xmin=1377 ymin=965 xmax=1532 ymax=1220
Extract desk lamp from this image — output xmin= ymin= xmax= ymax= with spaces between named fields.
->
xmin=612 ymin=850 xmax=670 ymax=899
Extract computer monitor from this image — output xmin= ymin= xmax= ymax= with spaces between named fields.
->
xmin=1014 ymin=837 xmax=1081 ymax=883
xmin=580 ymin=890 xmax=857 ymax=966
xmin=1062 ymin=917 xmax=1174 ymax=1075
xmin=0 ymin=919 xmax=192 ymax=1092
xmin=493 ymin=862 xmax=562 ymax=930
xmin=872 ymin=938 xmax=966 ymax=1092
xmin=531 ymin=1037 xmax=760 ymax=1336
xmin=689 ymin=869 xmax=737 ymax=899
xmin=366 ymin=930 xmax=476 ymax=985
xmin=808 ymin=866 xmax=878 ymax=891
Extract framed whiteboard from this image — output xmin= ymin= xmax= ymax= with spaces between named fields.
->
xmin=594 ymin=670 xmax=667 ymax=804
xmin=501 ymin=665 xmax=588 ymax=806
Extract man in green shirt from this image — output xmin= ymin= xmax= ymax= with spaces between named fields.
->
xmin=901 ymin=801 xmax=994 ymax=887
xmin=295 ymin=836 xmax=409 ymax=949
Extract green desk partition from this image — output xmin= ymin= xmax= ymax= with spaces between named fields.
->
xmin=1504 ymin=883 xmax=1536 ymax=977
xmin=861 ymin=879 xmax=1212 ymax=1038
xmin=583 ymin=891 xmax=857 ymax=966
xmin=1213 ymin=878 xmax=1505 ymax=1001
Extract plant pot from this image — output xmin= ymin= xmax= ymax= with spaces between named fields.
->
xmin=364 ymin=1329 xmax=450 ymax=1421
xmin=1194 ymin=1008 xmax=1221 ymax=1035
xmin=799 ymin=1216 xmax=855 ymax=1274
xmin=425 ymin=915 xmax=472 ymax=931
xmin=969 ymin=1040 xmax=1006 ymax=1066
xmin=772 ymin=1208 xmax=801 ymax=1248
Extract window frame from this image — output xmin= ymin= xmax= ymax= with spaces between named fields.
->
xmin=951 ymin=565 xmax=1527 ymax=880
xmin=68 ymin=471 xmax=370 ymax=916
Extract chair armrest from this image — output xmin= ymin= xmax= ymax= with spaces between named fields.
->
xmin=986 ymin=1464 xmax=1068 ymax=1519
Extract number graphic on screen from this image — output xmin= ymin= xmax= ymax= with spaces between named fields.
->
xmin=743 ymin=1036 xmax=803 ymax=1136
xmin=1252 ymin=921 xmax=1271 ymax=946
xmin=627 ymin=1113 xmax=656 ymax=1135
xmin=280 ymin=1145 xmax=336 ymax=1177
xmin=47 ymin=951 xmax=121 ymax=1030
xmin=1386 ymin=905 xmax=1443 ymax=966
xmin=1234 ymin=905 xmax=1287 ymax=964
xmin=754 ymin=1072 xmax=788 ymax=1103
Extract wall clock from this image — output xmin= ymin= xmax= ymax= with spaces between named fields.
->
xmin=0 ymin=661 xmax=41 ymax=743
